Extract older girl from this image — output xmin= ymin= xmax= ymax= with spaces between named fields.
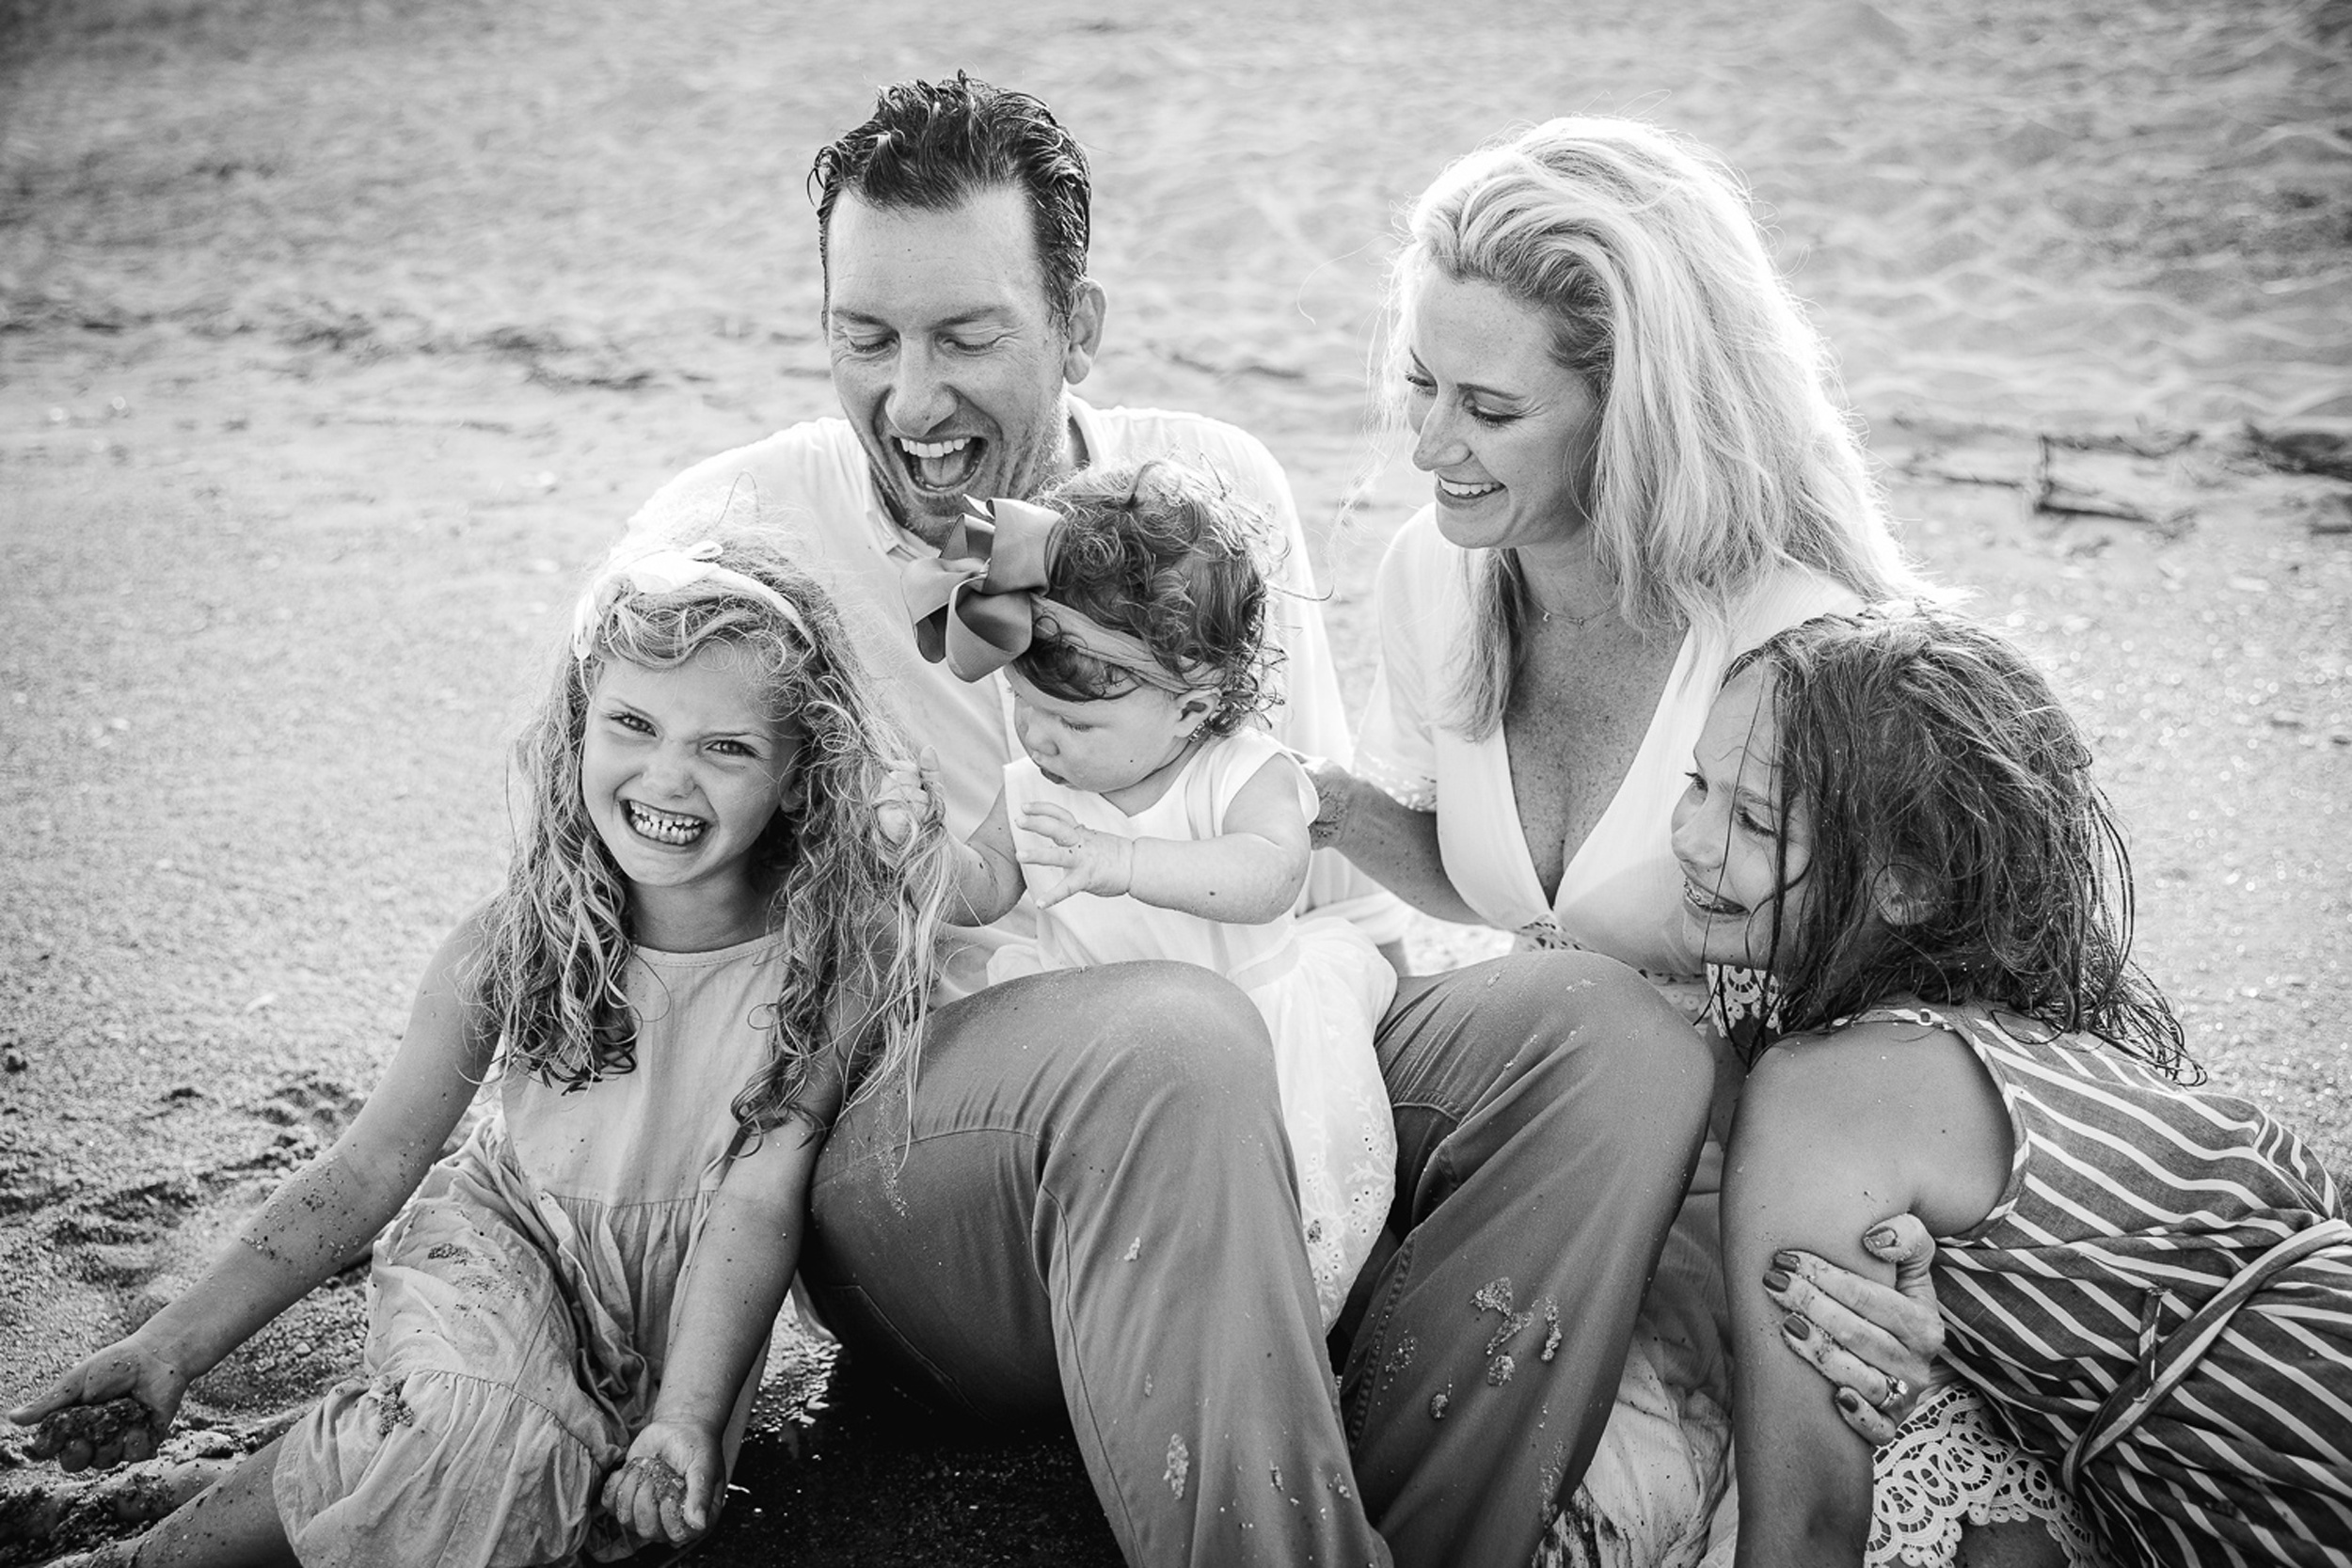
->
xmin=1700 ymin=610 xmax=2352 ymax=1567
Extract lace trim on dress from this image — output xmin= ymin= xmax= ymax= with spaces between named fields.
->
xmin=1867 ymin=1383 xmax=2106 ymax=1568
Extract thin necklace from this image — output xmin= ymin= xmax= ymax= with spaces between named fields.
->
xmin=1532 ymin=594 xmax=1611 ymax=630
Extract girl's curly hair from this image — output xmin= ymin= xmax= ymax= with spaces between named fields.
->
xmin=1732 ymin=607 xmax=2194 ymax=1080
xmin=1012 ymin=458 xmax=1282 ymax=736
xmin=474 ymin=528 xmax=956 ymax=1133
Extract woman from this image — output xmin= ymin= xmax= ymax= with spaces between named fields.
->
xmin=1308 ymin=117 xmax=1949 ymax=1563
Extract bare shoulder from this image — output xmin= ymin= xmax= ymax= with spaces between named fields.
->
xmin=1740 ymin=1015 xmax=2011 ymax=1235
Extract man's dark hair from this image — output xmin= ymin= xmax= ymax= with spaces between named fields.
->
xmin=810 ymin=72 xmax=1092 ymax=325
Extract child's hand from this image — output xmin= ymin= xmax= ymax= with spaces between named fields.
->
xmin=872 ymin=747 xmax=946 ymax=851
xmin=6 ymin=1339 xmax=187 ymax=1472
xmin=1016 ymin=803 xmax=1136 ymax=908
xmin=601 ymin=1421 xmax=722 ymax=1545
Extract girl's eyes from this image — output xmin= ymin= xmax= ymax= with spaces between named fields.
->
xmin=610 ymin=710 xmax=654 ymax=735
xmin=1682 ymin=768 xmax=1708 ymax=797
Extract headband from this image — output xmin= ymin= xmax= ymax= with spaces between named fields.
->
xmin=570 ymin=538 xmax=811 ymax=661
xmin=900 ymin=498 xmax=1209 ymax=694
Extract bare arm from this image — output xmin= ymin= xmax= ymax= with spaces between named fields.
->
xmin=1301 ymin=757 xmax=1482 ymax=926
xmin=605 ymin=1116 xmax=820 ymax=1543
xmin=605 ymin=973 xmax=866 ymax=1544
xmin=1724 ymin=1022 xmax=2010 ymax=1568
xmin=875 ymin=751 xmax=1025 ymax=927
xmin=1019 ymin=752 xmax=1310 ymax=923
xmin=9 ymin=915 xmax=498 ymax=1462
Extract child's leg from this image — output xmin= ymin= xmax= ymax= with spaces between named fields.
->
xmin=95 ymin=1435 xmax=296 ymax=1568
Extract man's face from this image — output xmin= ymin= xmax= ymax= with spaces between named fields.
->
xmin=824 ymin=186 xmax=1104 ymax=548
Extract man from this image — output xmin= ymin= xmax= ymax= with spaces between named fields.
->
xmin=628 ymin=75 xmax=1710 ymax=1567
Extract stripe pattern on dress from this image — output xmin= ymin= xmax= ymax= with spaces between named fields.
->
xmin=1853 ymin=1004 xmax=2352 ymax=1568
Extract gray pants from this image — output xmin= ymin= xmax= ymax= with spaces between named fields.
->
xmin=802 ymin=951 xmax=1713 ymax=1567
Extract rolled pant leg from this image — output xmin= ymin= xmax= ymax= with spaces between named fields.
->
xmin=1343 ymin=951 xmax=1714 ymax=1568
xmin=802 ymin=960 xmax=1390 ymax=1568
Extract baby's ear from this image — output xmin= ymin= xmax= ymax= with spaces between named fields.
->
xmin=1869 ymin=863 xmax=1936 ymax=928
xmin=1175 ymin=691 xmax=1218 ymax=734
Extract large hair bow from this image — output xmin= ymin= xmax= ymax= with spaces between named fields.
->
xmin=900 ymin=498 xmax=1063 ymax=681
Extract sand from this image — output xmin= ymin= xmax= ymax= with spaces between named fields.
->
xmin=1 ymin=0 xmax=2347 ymax=1561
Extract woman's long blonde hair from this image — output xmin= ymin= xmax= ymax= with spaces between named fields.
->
xmin=1380 ymin=116 xmax=1920 ymax=737
xmin=475 ymin=528 xmax=955 ymax=1133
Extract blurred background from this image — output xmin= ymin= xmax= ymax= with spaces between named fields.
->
xmin=2 ymin=1 xmax=2348 ymax=1560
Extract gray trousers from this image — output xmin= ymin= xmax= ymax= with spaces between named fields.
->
xmin=802 ymin=951 xmax=1712 ymax=1567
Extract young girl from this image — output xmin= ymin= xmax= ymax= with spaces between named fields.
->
xmin=1678 ymin=609 xmax=2352 ymax=1568
xmin=8 ymin=528 xmax=951 ymax=1564
xmin=885 ymin=459 xmax=1397 ymax=1328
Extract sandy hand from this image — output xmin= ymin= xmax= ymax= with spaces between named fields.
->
xmin=1016 ymin=803 xmax=1135 ymax=908
xmin=872 ymin=747 xmax=945 ymax=851
xmin=600 ymin=1424 xmax=720 ymax=1545
xmin=17 ymin=1396 xmax=165 ymax=1474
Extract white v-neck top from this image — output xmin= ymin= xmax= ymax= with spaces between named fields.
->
xmin=1356 ymin=507 xmax=1858 ymax=1004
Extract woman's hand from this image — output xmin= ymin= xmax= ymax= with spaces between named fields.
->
xmin=1015 ymin=803 xmax=1135 ymax=908
xmin=1767 ymin=1213 xmax=1946 ymax=1445
xmin=872 ymin=746 xmax=946 ymax=851
xmin=6 ymin=1335 xmax=189 ymax=1472
xmin=601 ymin=1422 xmax=722 ymax=1546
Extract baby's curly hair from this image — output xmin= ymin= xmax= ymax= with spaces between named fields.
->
xmin=1014 ymin=458 xmax=1281 ymax=736
xmin=1732 ymin=607 xmax=2193 ymax=1080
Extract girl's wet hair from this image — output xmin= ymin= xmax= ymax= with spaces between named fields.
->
xmin=1735 ymin=608 xmax=2193 ymax=1078
xmin=1013 ymin=458 xmax=1279 ymax=735
xmin=475 ymin=527 xmax=956 ymax=1133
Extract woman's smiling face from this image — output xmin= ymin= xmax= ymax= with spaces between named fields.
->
xmin=1669 ymin=665 xmax=1814 ymax=969
xmin=1404 ymin=269 xmax=1603 ymax=555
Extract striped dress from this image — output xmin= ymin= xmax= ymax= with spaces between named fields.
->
xmin=1858 ymin=1004 xmax=2352 ymax=1565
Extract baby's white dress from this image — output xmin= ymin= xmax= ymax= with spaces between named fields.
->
xmin=988 ymin=726 xmax=1398 ymax=1328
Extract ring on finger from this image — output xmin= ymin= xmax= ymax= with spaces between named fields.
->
xmin=1873 ymin=1373 xmax=1911 ymax=1415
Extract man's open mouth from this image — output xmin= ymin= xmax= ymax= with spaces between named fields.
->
xmin=897 ymin=434 xmax=984 ymax=493
xmin=625 ymin=800 xmax=708 ymax=847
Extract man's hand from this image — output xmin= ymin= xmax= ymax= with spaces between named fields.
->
xmin=873 ymin=747 xmax=946 ymax=852
xmin=600 ymin=1423 xmax=722 ymax=1546
xmin=1016 ymin=803 xmax=1135 ymax=908
xmin=7 ymin=1337 xmax=189 ymax=1472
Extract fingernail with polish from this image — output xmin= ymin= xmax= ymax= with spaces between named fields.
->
xmin=1783 ymin=1313 xmax=1813 ymax=1339
xmin=1772 ymin=1250 xmax=1801 ymax=1271
xmin=1763 ymin=1267 xmax=1791 ymax=1292
xmin=1836 ymin=1389 xmax=1861 ymax=1412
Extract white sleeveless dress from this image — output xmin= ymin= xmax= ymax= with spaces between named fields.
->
xmin=988 ymin=727 xmax=1398 ymax=1328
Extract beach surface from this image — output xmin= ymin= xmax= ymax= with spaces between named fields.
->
xmin=2 ymin=0 xmax=2348 ymax=1560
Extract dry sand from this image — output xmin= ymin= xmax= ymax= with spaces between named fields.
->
xmin=1 ymin=0 xmax=2347 ymax=1561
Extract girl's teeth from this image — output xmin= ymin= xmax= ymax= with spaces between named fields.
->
xmin=626 ymin=802 xmax=707 ymax=846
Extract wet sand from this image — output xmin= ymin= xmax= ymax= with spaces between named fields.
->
xmin=2 ymin=0 xmax=2348 ymax=1560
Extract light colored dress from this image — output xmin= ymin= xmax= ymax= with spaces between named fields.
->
xmin=1355 ymin=507 xmax=1858 ymax=1567
xmin=988 ymin=727 xmax=1399 ymax=1329
xmin=272 ymin=932 xmax=788 ymax=1568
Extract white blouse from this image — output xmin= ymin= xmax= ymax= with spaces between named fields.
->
xmin=1356 ymin=507 xmax=1860 ymax=1006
